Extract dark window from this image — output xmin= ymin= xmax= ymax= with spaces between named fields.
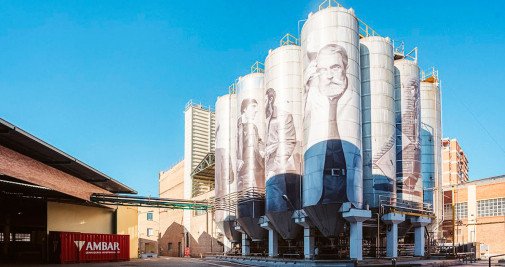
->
xmin=168 ymin=243 xmax=173 ymax=251
xmin=147 ymin=212 xmax=153 ymax=220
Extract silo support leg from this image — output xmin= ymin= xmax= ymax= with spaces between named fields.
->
xmin=268 ymin=229 xmax=278 ymax=257
xmin=224 ymin=238 xmax=231 ymax=255
xmin=410 ymin=216 xmax=431 ymax=256
xmin=381 ymin=213 xmax=406 ymax=258
xmin=304 ymin=227 xmax=315 ymax=260
xmin=241 ymin=234 xmax=250 ymax=256
xmin=343 ymin=209 xmax=372 ymax=260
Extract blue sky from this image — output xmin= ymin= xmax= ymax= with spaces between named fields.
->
xmin=1 ymin=0 xmax=504 ymax=197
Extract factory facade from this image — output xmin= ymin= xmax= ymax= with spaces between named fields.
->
xmin=442 ymin=175 xmax=505 ymax=256
xmin=156 ymin=102 xmax=223 ymax=258
xmin=0 ymin=118 xmax=139 ymax=263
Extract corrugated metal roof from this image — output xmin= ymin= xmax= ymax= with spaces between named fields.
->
xmin=0 ymin=117 xmax=136 ymax=194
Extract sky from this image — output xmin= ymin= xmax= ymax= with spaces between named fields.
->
xmin=1 ymin=0 xmax=505 ymax=197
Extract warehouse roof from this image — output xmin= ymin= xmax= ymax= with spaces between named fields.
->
xmin=0 ymin=117 xmax=136 ymax=194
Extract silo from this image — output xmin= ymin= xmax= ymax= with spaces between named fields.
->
xmin=394 ymin=59 xmax=422 ymax=204
xmin=264 ymin=41 xmax=303 ymax=241
xmin=420 ymin=73 xmax=442 ymax=235
xmin=360 ymin=36 xmax=396 ymax=209
xmin=215 ymin=93 xmax=241 ymax=244
xmin=301 ymin=6 xmax=363 ymax=237
xmin=236 ymin=71 xmax=267 ymax=241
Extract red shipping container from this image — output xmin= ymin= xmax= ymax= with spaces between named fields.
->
xmin=49 ymin=231 xmax=130 ymax=264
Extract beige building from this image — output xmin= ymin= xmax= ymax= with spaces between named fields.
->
xmin=138 ymin=207 xmax=160 ymax=256
xmin=158 ymin=160 xmax=222 ymax=257
xmin=442 ymin=175 xmax=505 ymax=256
xmin=442 ymin=138 xmax=469 ymax=186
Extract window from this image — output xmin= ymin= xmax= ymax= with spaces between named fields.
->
xmin=194 ymin=209 xmax=206 ymax=216
xmin=444 ymin=203 xmax=467 ymax=219
xmin=477 ymin=197 xmax=505 ymax=217
xmin=0 ymin=233 xmax=3 ymax=242
xmin=147 ymin=212 xmax=153 ymax=221
xmin=15 ymin=233 xmax=30 ymax=242
xmin=444 ymin=204 xmax=453 ymax=220
xmin=168 ymin=243 xmax=173 ymax=251
xmin=147 ymin=228 xmax=153 ymax=236
xmin=456 ymin=202 xmax=467 ymax=219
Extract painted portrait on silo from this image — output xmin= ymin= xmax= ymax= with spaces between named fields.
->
xmin=237 ymin=98 xmax=265 ymax=192
xmin=303 ymin=42 xmax=361 ymax=207
xmin=396 ymin=76 xmax=422 ymax=199
xmin=265 ymin=88 xmax=299 ymax=178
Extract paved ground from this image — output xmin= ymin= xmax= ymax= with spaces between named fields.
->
xmin=0 ymin=257 xmax=254 ymax=267
xmin=2 ymin=257 xmax=504 ymax=266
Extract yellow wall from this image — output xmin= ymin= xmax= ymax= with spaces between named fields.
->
xmin=47 ymin=201 xmax=114 ymax=234
xmin=116 ymin=206 xmax=139 ymax=258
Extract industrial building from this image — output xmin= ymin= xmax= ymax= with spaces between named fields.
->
xmin=0 ymin=117 xmax=139 ymax=263
xmin=156 ymin=101 xmax=223 ymax=258
xmin=206 ymin=1 xmax=440 ymax=260
xmin=442 ymin=175 xmax=505 ymax=256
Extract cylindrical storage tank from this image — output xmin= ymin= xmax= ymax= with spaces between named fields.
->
xmin=301 ymin=6 xmax=363 ymax=237
xmin=360 ymin=36 xmax=396 ymax=209
xmin=236 ymin=72 xmax=266 ymax=241
xmin=394 ymin=59 xmax=422 ymax=203
xmin=420 ymin=79 xmax=442 ymax=222
xmin=215 ymin=93 xmax=241 ymax=244
xmin=264 ymin=44 xmax=303 ymax=241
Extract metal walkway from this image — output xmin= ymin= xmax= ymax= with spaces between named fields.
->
xmin=90 ymin=193 xmax=212 ymax=210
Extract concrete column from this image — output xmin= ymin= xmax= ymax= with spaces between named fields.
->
xmin=259 ymin=216 xmax=279 ymax=257
xmin=343 ymin=208 xmax=372 ymax=260
xmin=268 ymin=229 xmax=278 ymax=257
xmin=410 ymin=216 xmax=431 ymax=256
xmin=304 ymin=227 xmax=315 ymax=260
xmin=241 ymin=233 xmax=250 ymax=256
xmin=294 ymin=210 xmax=315 ymax=260
xmin=382 ymin=213 xmax=405 ymax=258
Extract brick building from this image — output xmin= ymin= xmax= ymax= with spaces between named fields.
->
xmin=442 ymin=175 xmax=505 ymax=255
xmin=0 ymin=118 xmax=138 ymax=263
xmin=442 ymin=138 xmax=469 ymax=186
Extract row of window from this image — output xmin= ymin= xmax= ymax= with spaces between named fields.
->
xmin=444 ymin=197 xmax=505 ymax=219
xmin=477 ymin=198 xmax=505 ymax=217
xmin=0 ymin=233 xmax=31 ymax=242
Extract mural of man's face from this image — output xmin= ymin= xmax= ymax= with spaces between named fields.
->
xmin=244 ymin=102 xmax=258 ymax=122
xmin=317 ymin=52 xmax=347 ymax=98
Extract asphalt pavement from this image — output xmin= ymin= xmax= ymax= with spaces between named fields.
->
xmin=0 ymin=257 xmax=253 ymax=267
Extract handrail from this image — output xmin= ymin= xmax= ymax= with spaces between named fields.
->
xmin=229 ymin=83 xmax=236 ymax=94
xmin=489 ymin=254 xmax=505 ymax=267
xmin=421 ymin=66 xmax=439 ymax=83
xmin=319 ymin=0 xmax=341 ymax=10
xmin=280 ymin=33 xmax=299 ymax=46
xmin=357 ymin=17 xmax=380 ymax=38
xmin=251 ymin=61 xmax=264 ymax=73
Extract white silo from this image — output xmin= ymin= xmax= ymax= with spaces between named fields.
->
xmin=214 ymin=93 xmax=241 ymax=245
xmin=360 ymin=36 xmax=396 ymax=209
xmin=236 ymin=68 xmax=267 ymax=241
xmin=394 ymin=58 xmax=422 ymax=204
xmin=301 ymin=5 xmax=363 ymax=238
xmin=420 ymin=69 xmax=442 ymax=235
xmin=264 ymin=35 xmax=303 ymax=241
